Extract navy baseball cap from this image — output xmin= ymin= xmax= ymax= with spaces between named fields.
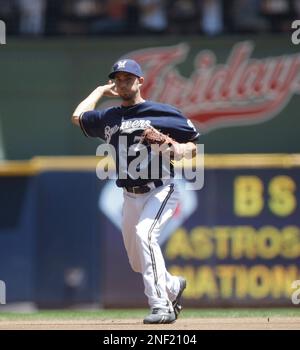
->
xmin=108 ymin=59 xmax=143 ymax=79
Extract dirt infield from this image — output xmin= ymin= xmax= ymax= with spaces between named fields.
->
xmin=0 ymin=317 xmax=300 ymax=330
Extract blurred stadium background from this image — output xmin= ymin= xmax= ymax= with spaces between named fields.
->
xmin=0 ymin=0 xmax=300 ymax=313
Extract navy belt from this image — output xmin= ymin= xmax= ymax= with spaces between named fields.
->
xmin=125 ymin=180 xmax=164 ymax=194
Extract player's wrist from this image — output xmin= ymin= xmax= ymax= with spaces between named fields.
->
xmin=96 ymin=86 xmax=106 ymax=95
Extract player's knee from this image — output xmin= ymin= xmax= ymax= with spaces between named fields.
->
xmin=130 ymin=261 xmax=141 ymax=273
xmin=135 ymin=226 xmax=150 ymax=245
xmin=127 ymin=255 xmax=141 ymax=272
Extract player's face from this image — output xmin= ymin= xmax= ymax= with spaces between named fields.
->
xmin=114 ymin=72 xmax=142 ymax=100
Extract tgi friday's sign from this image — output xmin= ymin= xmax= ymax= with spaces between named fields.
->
xmin=121 ymin=42 xmax=300 ymax=133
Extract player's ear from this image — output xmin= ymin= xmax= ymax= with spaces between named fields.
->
xmin=138 ymin=77 xmax=144 ymax=86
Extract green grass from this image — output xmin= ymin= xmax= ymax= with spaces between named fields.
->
xmin=0 ymin=308 xmax=300 ymax=321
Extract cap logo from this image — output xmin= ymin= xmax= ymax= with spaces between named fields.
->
xmin=117 ymin=60 xmax=127 ymax=69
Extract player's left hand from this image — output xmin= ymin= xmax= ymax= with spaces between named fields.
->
xmin=166 ymin=142 xmax=196 ymax=160
xmin=170 ymin=143 xmax=186 ymax=160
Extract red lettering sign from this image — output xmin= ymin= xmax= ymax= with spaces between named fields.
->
xmin=125 ymin=42 xmax=300 ymax=132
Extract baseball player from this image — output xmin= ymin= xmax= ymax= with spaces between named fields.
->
xmin=72 ymin=59 xmax=199 ymax=324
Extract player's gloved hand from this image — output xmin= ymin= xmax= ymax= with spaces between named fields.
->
xmin=139 ymin=126 xmax=185 ymax=160
xmin=139 ymin=126 xmax=173 ymax=145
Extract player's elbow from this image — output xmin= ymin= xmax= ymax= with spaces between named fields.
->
xmin=71 ymin=115 xmax=80 ymax=126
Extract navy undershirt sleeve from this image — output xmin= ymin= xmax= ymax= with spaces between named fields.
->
xmin=79 ymin=110 xmax=105 ymax=139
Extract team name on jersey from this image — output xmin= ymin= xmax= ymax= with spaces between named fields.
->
xmin=104 ymin=124 xmax=119 ymax=143
xmin=120 ymin=119 xmax=151 ymax=134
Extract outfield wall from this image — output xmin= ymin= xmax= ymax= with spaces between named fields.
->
xmin=0 ymin=34 xmax=300 ymax=160
xmin=0 ymin=155 xmax=299 ymax=308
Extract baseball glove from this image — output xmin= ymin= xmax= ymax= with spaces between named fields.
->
xmin=139 ymin=126 xmax=186 ymax=160
xmin=139 ymin=126 xmax=175 ymax=146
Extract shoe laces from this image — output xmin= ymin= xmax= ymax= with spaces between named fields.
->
xmin=152 ymin=308 xmax=170 ymax=314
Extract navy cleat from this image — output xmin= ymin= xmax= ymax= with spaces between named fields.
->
xmin=172 ymin=277 xmax=186 ymax=319
xmin=143 ymin=308 xmax=176 ymax=324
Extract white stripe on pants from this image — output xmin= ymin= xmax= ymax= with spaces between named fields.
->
xmin=121 ymin=181 xmax=181 ymax=310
